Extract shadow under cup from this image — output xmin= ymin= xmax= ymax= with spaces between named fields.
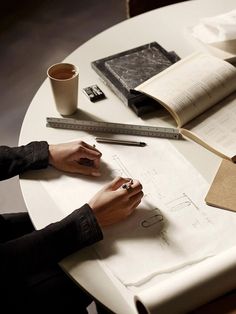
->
xmin=47 ymin=63 xmax=79 ymax=116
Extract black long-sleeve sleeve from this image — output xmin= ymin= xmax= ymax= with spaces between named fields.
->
xmin=0 ymin=141 xmax=103 ymax=290
xmin=0 ymin=141 xmax=49 ymax=180
xmin=0 ymin=204 xmax=103 ymax=281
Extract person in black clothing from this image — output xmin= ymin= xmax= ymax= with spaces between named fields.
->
xmin=0 ymin=140 xmax=143 ymax=314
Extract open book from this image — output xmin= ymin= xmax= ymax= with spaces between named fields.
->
xmin=135 ymin=52 xmax=236 ymax=162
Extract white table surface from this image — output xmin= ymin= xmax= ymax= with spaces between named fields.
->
xmin=19 ymin=0 xmax=236 ymax=313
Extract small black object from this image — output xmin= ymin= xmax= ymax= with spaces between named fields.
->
xmin=83 ymin=85 xmax=106 ymax=102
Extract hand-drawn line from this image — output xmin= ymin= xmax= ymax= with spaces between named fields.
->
xmin=141 ymin=208 xmax=164 ymax=228
xmin=165 ymin=192 xmax=200 ymax=212
xmin=112 ymin=154 xmax=133 ymax=178
xmin=183 ymin=193 xmax=200 ymax=211
xmin=110 ymin=169 xmax=123 ymax=177
xmin=159 ymin=230 xmax=170 ymax=247
xmin=144 ymin=192 xmax=164 ymax=203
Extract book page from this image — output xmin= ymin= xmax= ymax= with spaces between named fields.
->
xmin=135 ymin=52 xmax=236 ymax=127
xmin=181 ymin=92 xmax=236 ymax=161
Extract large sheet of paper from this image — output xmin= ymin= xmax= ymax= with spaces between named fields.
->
xmin=40 ymin=136 xmax=236 ymax=292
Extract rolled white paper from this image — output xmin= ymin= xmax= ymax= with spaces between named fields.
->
xmin=135 ymin=245 xmax=236 ymax=314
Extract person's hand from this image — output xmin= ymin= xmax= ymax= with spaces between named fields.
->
xmin=48 ymin=140 xmax=102 ymax=176
xmin=88 ymin=177 xmax=143 ymax=227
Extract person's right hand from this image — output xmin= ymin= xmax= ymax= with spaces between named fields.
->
xmin=88 ymin=177 xmax=143 ymax=227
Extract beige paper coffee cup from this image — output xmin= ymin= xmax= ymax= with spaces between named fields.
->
xmin=47 ymin=63 xmax=79 ymax=115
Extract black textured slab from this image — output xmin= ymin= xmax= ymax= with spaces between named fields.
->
xmin=91 ymin=42 xmax=180 ymax=116
xmin=105 ymin=44 xmax=173 ymax=91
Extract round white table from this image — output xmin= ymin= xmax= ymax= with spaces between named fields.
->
xmin=19 ymin=0 xmax=236 ymax=313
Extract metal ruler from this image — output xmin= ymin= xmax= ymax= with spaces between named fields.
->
xmin=46 ymin=117 xmax=181 ymax=139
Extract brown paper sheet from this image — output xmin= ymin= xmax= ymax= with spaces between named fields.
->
xmin=205 ymin=159 xmax=236 ymax=212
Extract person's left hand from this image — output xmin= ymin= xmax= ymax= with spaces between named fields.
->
xmin=48 ymin=140 xmax=102 ymax=176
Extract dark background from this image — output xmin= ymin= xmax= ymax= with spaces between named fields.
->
xmin=0 ymin=0 xmax=126 ymax=213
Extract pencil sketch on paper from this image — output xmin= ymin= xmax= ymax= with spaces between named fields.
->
xmin=140 ymin=208 xmax=164 ymax=228
xmin=93 ymin=140 xmax=236 ymax=288
xmin=165 ymin=193 xmax=199 ymax=212
xmin=39 ymin=136 xmax=236 ymax=289
xmin=112 ymin=154 xmax=133 ymax=178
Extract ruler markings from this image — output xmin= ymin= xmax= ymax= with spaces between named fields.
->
xmin=46 ymin=117 xmax=181 ymax=140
